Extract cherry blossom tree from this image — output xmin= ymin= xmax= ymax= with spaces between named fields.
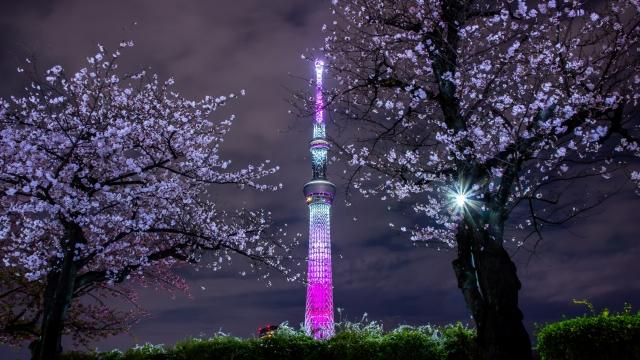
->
xmin=0 ymin=265 xmax=144 ymax=349
xmin=315 ymin=1 xmax=640 ymax=359
xmin=0 ymin=42 xmax=295 ymax=360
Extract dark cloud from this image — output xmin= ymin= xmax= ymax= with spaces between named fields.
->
xmin=281 ymin=2 xmax=320 ymax=28
xmin=1 ymin=1 xmax=639 ymax=359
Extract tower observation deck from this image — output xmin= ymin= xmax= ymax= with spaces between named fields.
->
xmin=304 ymin=60 xmax=335 ymax=339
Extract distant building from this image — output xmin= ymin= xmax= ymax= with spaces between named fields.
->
xmin=258 ymin=324 xmax=279 ymax=338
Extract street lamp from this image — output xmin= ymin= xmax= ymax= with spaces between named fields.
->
xmin=455 ymin=193 xmax=468 ymax=208
xmin=448 ymin=181 xmax=475 ymax=213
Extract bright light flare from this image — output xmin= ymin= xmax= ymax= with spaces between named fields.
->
xmin=455 ymin=193 xmax=468 ymax=208
xmin=447 ymin=181 xmax=479 ymax=213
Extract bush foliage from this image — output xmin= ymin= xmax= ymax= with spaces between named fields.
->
xmin=60 ymin=308 xmax=640 ymax=360
xmin=60 ymin=322 xmax=476 ymax=360
xmin=536 ymin=302 xmax=640 ymax=360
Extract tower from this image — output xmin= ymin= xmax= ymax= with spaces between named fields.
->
xmin=304 ymin=60 xmax=335 ymax=339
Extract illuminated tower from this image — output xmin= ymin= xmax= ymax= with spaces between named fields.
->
xmin=304 ymin=60 xmax=335 ymax=339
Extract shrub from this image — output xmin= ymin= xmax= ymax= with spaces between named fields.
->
xmin=439 ymin=323 xmax=478 ymax=360
xmin=122 ymin=344 xmax=170 ymax=360
xmin=60 ymin=321 xmax=477 ymax=360
xmin=59 ymin=309 xmax=640 ymax=360
xmin=536 ymin=303 xmax=640 ymax=360
xmin=57 ymin=351 xmax=102 ymax=360
xmin=172 ymin=336 xmax=252 ymax=360
xmin=379 ymin=326 xmax=442 ymax=360
xmin=328 ymin=320 xmax=384 ymax=360
xmin=98 ymin=350 xmax=126 ymax=360
xmin=250 ymin=324 xmax=325 ymax=360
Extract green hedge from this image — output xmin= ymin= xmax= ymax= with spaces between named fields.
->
xmin=60 ymin=308 xmax=640 ymax=360
xmin=60 ymin=322 xmax=476 ymax=360
xmin=536 ymin=305 xmax=640 ymax=360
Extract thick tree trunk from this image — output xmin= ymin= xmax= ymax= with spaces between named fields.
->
xmin=31 ymin=223 xmax=81 ymax=360
xmin=453 ymin=223 xmax=533 ymax=360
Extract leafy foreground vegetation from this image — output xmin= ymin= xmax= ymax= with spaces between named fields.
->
xmin=60 ymin=322 xmax=476 ymax=360
xmin=537 ymin=303 xmax=640 ymax=360
xmin=59 ymin=309 xmax=640 ymax=360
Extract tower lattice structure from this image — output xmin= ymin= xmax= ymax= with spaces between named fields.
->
xmin=303 ymin=60 xmax=335 ymax=339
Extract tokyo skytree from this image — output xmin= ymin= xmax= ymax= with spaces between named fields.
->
xmin=303 ymin=60 xmax=335 ymax=339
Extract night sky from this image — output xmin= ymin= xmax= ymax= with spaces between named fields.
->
xmin=1 ymin=1 xmax=639 ymax=358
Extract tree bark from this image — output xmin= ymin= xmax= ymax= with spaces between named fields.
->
xmin=31 ymin=223 xmax=81 ymax=360
xmin=453 ymin=223 xmax=533 ymax=360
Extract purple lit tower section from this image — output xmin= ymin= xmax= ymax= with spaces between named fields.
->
xmin=303 ymin=60 xmax=335 ymax=339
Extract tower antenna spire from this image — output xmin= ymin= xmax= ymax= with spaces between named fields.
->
xmin=303 ymin=59 xmax=335 ymax=339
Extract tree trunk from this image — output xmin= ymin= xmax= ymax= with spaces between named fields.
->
xmin=31 ymin=223 xmax=81 ymax=360
xmin=453 ymin=223 xmax=533 ymax=360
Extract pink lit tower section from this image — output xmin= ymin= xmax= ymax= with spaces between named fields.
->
xmin=303 ymin=60 xmax=335 ymax=339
